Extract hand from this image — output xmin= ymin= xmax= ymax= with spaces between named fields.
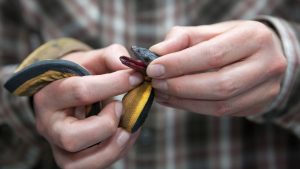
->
xmin=34 ymin=44 xmax=143 ymax=168
xmin=148 ymin=21 xmax=287 ymax=116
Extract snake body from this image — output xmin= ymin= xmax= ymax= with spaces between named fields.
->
xmin=4 ymin=38 xmax=158 ymax=133
xmin=119 ymin=46 xmax=159 ymax=132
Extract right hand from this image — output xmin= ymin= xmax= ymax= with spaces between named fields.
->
xmin=148 ymin=21 xmax=286 ymax=117
xmin=33 ymin=44 xmax=143 ymax=169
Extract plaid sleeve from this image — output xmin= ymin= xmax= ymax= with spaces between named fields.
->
xmin=0 ymin=1 xmax=52 ymax=168
xmin=0 ymin=0 xmax=37 ymax=132
xmin=248 ymin=16 xmax=300 ymax=138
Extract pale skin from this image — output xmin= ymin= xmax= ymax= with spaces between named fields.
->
xmin=34 ymin=44 xmax=144 ymax=169
xmin=148 ymin=20 xmax=287 ymax=117
xmin=33 ymin=20 xmax=287 ymax=169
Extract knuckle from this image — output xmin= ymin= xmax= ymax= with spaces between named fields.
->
xmin=102 ymin=116 xmax=118 ymax=134
xmin=270 ymin=54 xmax=287 ymax=76
xmin=170 ymin=26 xmax=185 ymax=33
xmin=167 ymin=26 xmax=188 ymax=38
xmin=205 ymin=45 xmax=227 ymax=68
xmin=68 ymin=77 xmax=90 ymax=104
xmin=250 ymin=22 xmax=273 ymax=46
xmin=213 ymin=101 xmax=230 ymax=116
xmin=240 ymin=21 xmax=274 ymax=48
xmin=59 ymin=131 xmax=78 ymax=152
xmin=243 ymin=20 xmax=267 ymax=31
xmin=114 ymin=73 xmax=129 ymax=90
xmin=167 ymin=26 xmax=191 ymax=47
xmin=258 ymin=30 xmax=273 ymax=46
xmin=215 ymin=76 xmax=238 ymax=99
xmin=169 ymin=81 xmax=184 ymax=95
xmin=243 ymin=20 xmax=262 ymax=28
xmin=168 ymin=58 xmax=186 ymax=76
xmin=269 ymin=83 xmax=281 ymax=99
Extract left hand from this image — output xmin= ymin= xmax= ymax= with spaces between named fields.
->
xmin=34 ymin=44 xmax=142 ymax=168
xmin=147 ymin=20 xmax=287 ymax=116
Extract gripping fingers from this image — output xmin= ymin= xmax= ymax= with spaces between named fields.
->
xmin=149 ymin=22 xmax=240 ymax=56
xmin=62 ymin=44 xmax=130 ymax=74
xmin=52 ymin=128 xmax=138 ymax=169
xmin=35 ymin=69 xmax=143 ymax=112
xmin=37 ymin=101 xmax=123 ymax=152
xmin=156 ymin=78 xmax=281 ymax=116
xmin=147 ymin=21 xmax=272 ymax=79
xmin=151 ymin=49 xmax=286 ymax=101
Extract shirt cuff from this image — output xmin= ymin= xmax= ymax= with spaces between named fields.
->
xmin=247 ymin=15 xmax=300 ymax=122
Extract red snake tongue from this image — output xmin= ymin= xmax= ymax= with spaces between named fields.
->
xmin=120 ymin=56 xmax=147 ymax=74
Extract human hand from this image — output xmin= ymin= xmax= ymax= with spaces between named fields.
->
xmin=34 ymin=44 xmax=143 ymax=168
xmin=148 ymin=21 xmax=287 ymax=116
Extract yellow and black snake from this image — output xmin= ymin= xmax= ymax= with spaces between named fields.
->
xmin=4 ymin=38 xmax=158 ymax=133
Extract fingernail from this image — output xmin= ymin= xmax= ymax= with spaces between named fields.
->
xmin=129 ymin=72 xmax=143 ymax=86
xmin=155 ymin=92 xmax=170 ymax=102
xmin=147 ymin=64 xmax=165 ymax=77
xmin=149 ymin=43 xmax=160 ymax=52
xmin=152 ymin=79 xmax=168 ymax=90
xmin=149 ymin=38 xmax=172 ymax=52
xmin=117 ymin=130 xmax=130 ymax=146
xmin=115 ymin=102 xmax=123 ymax=119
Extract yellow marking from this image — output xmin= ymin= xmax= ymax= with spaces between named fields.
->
xmin=12 ymin=37 xmax=154 ymax=132
xmin=16 ymin=38 xmax=91 ymax=72
xmin=13 ymin=70 xmax=75 ymax=96
xmin=120 ymin=81 xmax=152 ymax=132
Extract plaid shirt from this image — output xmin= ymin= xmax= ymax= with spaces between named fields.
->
xmin=1 ymin=0 xmax=300 ymax=169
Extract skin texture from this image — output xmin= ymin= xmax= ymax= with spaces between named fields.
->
xmin=34 ymin=44 xmax=143 ymax=169
xmin=148 ymin=20 xmax=287 ymax=117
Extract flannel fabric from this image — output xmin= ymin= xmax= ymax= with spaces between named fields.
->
xmin=0 ymin=0 xmax=300 ymax=169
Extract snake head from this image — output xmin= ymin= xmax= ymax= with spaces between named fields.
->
xmin=131 ymin=46 xmax=159 ymax=65
xmin=120 ymin=46 xmax=159 ymax=75
xmin=118 ymin=46 xmax=159 ymax=133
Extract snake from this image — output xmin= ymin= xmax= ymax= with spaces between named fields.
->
xmin=4 ymin=38 xmax=159 ymax=133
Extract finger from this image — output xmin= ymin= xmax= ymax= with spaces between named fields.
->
xmin=36 ymin=69 xmax=143 ymax=111
xmin=63 ymin=44 xmax=130 ymax=75
xmin=155 ymin=78 xmax=281 ymax=116
xmin=119 ymin=129 xmax=141 ymax=157
xmin=147 ymin=23 xmax=263 ymax=79
xmin=151 ymin=54 xmax=274 ymax=100
xmin=52 ymin=128 xmax=137 ymax=169
xmin=43 ymin=101 xmax=123 ymax=152
xmin=149 ymin=22 xmax=240 ymax=55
